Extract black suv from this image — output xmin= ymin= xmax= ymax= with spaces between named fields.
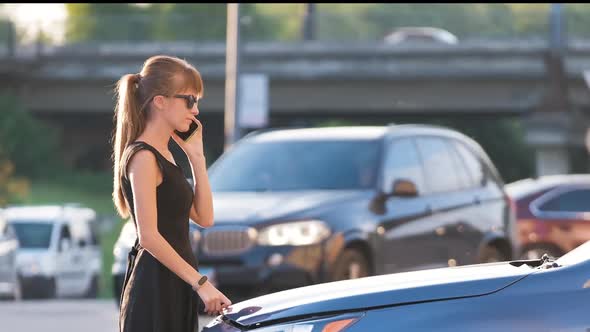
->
xmin=196 ymin=124 xmax=519 ymax=302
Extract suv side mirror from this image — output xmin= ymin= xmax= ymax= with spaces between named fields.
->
xmin=78 ymin=239 xmax=87 ymax=248
xmin=60 ymin=238 xmax=71 ymax=252
xmin=391 ymin=179 xmax=418 ymax=197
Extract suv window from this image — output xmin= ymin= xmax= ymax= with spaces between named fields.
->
xmin=382 ymin=138 xmax=426 ymax=194
xmin=60 ymin=224 xmax=72 ymax=241
xmin=538 ymin=189 xmax=590 ymax=212
xmin=11 ymin=222 xmax=54 ymax=249
xmin=416 ymin=136 xmax=462 ymax=193
xmin=452 ymin=140 xmax=485 ymax=188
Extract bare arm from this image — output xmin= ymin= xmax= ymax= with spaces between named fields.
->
xmin=127 ymin=149 xmax=230 ymax=314
xmin=187 ymin=152 xmax=214 ymax=228
xmin=170 ymin=118 xmax=214 ymax=228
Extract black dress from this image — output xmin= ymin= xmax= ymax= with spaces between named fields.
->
xmin=119 ymin=141 xmax=200 ymax=332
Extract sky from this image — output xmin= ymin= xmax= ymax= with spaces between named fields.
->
xmin=2 ymin=3 xmax=67 ymax=43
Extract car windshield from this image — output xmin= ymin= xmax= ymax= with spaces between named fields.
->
xmin=10 ymin=222 xmax=53 ymax=249
xmin=209 ymin=139 xmax=381 ymax=192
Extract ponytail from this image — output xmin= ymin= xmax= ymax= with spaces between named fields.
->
xmin=112 ymin=73 xmax=145 ymax=218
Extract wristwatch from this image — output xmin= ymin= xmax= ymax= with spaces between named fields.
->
xmin=193 ymin=275 xmax=208 ymax=291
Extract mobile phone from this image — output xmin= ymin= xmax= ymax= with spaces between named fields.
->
xmin=175 ymin=121 xmax=199 ymax=141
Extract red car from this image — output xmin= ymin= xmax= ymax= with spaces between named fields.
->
xmin=506 ymin=174 xmax=590 ymax=259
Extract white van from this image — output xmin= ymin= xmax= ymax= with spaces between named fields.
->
xmin=4 ymin=204 xmax=102 ymax=299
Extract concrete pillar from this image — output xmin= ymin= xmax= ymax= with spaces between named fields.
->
xmin=534 ymin=146 xmax=569 ymax=176
xmin=525 ymin=112 xmax=590 ymax=177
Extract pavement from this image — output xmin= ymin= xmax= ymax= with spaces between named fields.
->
xmin=0 ymin=299 xmax=216 ymax=332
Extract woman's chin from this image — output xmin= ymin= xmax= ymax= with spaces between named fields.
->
xmin=177 ymin=124 xmax=190 ymax=133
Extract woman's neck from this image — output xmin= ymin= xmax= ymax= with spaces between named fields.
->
xmin=136 ymin=118 xmax=173 ymax=152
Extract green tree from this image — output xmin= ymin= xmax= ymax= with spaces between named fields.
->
xmin=64 ymin=4 xmax=290 ymax=43
xmin=150 ymin=4 xmax=227 ymax=42
xmin=0 ymin=148 xmax=29 ymax=207
xmin=0 ymin=94 xmax=62 ymax=178
xmin=65 ymin=4 xmax=153 ymax=42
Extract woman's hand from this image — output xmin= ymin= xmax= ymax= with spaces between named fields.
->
xmin=196 ymin=281 xmax=232 ymax=316
xmin=171 ymin=117 xmax=204 ymax=158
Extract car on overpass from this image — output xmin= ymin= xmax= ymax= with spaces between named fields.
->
xmin=196 ymin=124 xmax=519 ymax=303
xmin=203 ymin=240 xmax=590 ymax=331
xmin=384 ymin=26 xmax=459 ymax=45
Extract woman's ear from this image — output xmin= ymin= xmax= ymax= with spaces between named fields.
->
xmin=152 ymin=95 xmax=166 ymax=111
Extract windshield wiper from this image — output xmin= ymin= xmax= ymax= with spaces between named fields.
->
xmin=537 ymin=253 xmax=562 ymax=270
xmin=509 ymin=253 xmax=561 ymax=269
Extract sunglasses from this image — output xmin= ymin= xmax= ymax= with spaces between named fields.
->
xmin=173 ymin=94 xmax=199 ymax=109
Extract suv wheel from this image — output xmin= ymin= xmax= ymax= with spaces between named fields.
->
xmin=330 ymin=248 xmax=370 ymax=281
xmin=479 ymin=245 xmax=506 ymax=263
xmin=84 ymin=275 xmax=99 ymax=298
xmin=12 ymin=276 xmax=22 ymax=301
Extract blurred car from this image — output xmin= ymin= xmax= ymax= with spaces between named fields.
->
xmin=111 ymin=219 xmax=136 ymax=304
xmin=0 ymin=211 xmax=20 ymax=300
xmin=203 ymin=240 xmax=590 ymax=332
xmin=199 ymin=125 xmax=518 ymax=302
xmin=506 ymin=174 xmax=590 ymax=260
xmin=4 ymin=204 xmax=102 ymax=299
xmin=112 ymin=219 xmax=204 ymax=306
xmin=384 ymin=26 xmax=458 ymax=45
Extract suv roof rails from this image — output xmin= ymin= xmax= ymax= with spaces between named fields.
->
xmin=242 ymin=125 xmax=313 ymax=139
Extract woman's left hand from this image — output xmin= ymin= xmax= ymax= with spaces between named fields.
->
xmin=171 ymin=116 xmax=205 ymax=158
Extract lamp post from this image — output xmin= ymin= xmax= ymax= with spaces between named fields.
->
xmin=224 ymin=3 xmax=243 ymax=151
xmin=302 ymin=3 xmax=316 ymax=41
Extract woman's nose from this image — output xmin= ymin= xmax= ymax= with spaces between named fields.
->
xmin=191 ymin=106 xmax=199 ymax=115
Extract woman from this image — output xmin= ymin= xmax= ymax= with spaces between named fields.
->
xmin=112 ymin=55 xmax=231 ymax=332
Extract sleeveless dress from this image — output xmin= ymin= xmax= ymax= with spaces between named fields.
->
xmin=119 ymin=141 xmax=200 ymax=332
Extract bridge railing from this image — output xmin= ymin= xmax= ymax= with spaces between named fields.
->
xmin=3 ymin=4 xmax=590 ymax=59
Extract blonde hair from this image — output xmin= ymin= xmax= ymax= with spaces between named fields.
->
xmin=112 ymin=55 xmax=203 ymax=218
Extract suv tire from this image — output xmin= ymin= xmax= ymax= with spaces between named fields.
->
xmin=330 ymin=248 xmax=370 ymax=281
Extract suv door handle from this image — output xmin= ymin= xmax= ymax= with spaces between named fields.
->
xmin=425 ymin=205 xmax=434 ymax=214
xmin=474 ymin=197 xmax=481 ymax=204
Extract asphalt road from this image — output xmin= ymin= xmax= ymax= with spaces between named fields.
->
xmin=0 ymin=299 xmax=216 ymax=332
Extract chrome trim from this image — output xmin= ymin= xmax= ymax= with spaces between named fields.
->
xmin=529 ymin=185 xmax=590 ymax=220
xmin=201 ymin=226 xmax=257 ymax=255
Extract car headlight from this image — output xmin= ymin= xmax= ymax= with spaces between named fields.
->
xmin=20 ymin=262 xmax=41 ymax=276
xmin=20 ymin=259 xmax=56 ymax=277
xmin=207 ymin=313 xmax=363 ymax=332
xmin=257 ymin=220 xmax=331 ymax=246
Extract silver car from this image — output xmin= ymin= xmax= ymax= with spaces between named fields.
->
xmin=0 ymin=211 xmax=20 ymax=300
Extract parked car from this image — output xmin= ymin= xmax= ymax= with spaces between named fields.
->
xmin=203 ymin=240 xmax=590 ymax=331
xmin=0 ymin=211 xmax=20 ymax=300
xmin=506 ymin=174 xmax=590 ymax=260
xmin=199 ymin=125 xmax=518 ymax=302
xmin=112 ymin=219 xmax=204 ymax=305
xmin=4 ymin=204 xmax=102 ymax=299
xmin=384 ymin=26 xmax=459 ymax=45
